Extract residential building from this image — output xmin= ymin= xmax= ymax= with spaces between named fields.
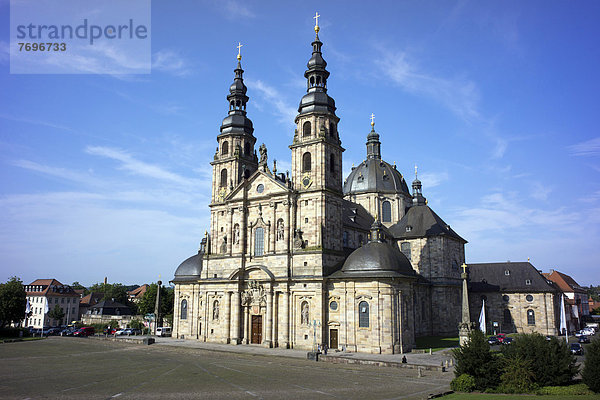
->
xmin=23 ymin=279 xmax=80 ymax=328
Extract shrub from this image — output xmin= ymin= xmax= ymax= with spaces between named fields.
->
xmin=452 ymin=329 xmax=501 ymax=390
xmin=537 ymin=383 xmax=594 ymax=395
xmin=450 ymin=374 xmax=476 ymax=392
xmin=582 ymin=336 xmax=600 ymax=392
xmin=502 ymin=332 xmax=577 ymax=386
xmin=498 ymin=356 xmax=537 ymax=393
xmin=129 ymin=319 xmax=143 ymax=330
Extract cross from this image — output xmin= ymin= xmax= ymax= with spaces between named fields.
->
xmin=370 ymin=113 xmax=375 ymax=126
xmin=237 ymin=42 xmax=243 ymax=60
xmin=461 ymin=263 xmax=467 ymax=274
xmin=414 ymin=164 xmax=418 ymax=179
xmin=314 ymin=12 xmax=320 ymax=27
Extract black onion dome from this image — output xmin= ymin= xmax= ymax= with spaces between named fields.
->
xmin=334 ymin=241 xmax=415 ymax=278
xmin=343 ymin=159 xmax=410 ymax=195
xmin=173 ymin=253 xmax=203 ymax=282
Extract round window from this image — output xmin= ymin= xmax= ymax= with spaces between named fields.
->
xmin=503 ymin=295 xmax=509 ymax=302
xmin=330 ymin=301 xmax=338 ymax=311
xmin=257 ymin=184 xmax=264 ymax=193
xmin=526 ymin=294 xmax=534 ymax=302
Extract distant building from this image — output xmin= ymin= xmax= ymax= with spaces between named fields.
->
xmin=23 ymin=279 xmax=80 ymax=328
xmin=543 ymin=270 xmax=589 ymax=331
xmin=81 ymin=299 xmax=135 ymax=328
xmin=127 ymin=284 xmax=149 ymax=303
xmin=467 ymin=262 xmax=559 ymax=335
xmin=78 ymin=292 xmax=104 ymax=320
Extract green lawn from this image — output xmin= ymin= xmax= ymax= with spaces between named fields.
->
xmin=0 ymin=337 xmax=44 ymax=343
xmin=415 ymin=336 xmax=459 ymax=351
xmin=444 ymin=394 xmax=600 ymax=400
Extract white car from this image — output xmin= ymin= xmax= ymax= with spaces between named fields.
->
xmin=156 ymin=327 xmax=172 ymax=337
xmin=115 ymin=329 xmax=127 ymax=336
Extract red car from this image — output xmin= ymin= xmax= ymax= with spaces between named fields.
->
xmin=496 ymin=333 xmax=507 ymax=343
xmin=73 ymin=327 xmax=95 ymax=337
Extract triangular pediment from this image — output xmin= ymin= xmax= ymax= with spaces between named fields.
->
xmin=226 ymin=170 xmax=291 ymax=202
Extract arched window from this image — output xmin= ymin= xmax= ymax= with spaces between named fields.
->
xmin=180 ymin=299 xmax=188 ymax=320
xmin=329 ymin=122 xmax=335 ymax=137
xmin=302 ymin=152 xmax=311 ymax=172
xmin=316 ymin=76 xmax=321 ymax=86
xmin=527 ymin=309 xmax=535 ymax=325
xmin=254 ymin=227 xmax=264 ymax=256
xmin=503 ymin=309 xmax=512 ymax=324
xmin=220 ymin=169 xmax=227 ymax=187
xmin=358 ymin=234 xmax=363 ymax=245
xmin=309 ymin=76 xmax=315 ymax=87
xmin=401 ymin=242 xmax=411 ymax=261
xmin=244 ymin=142 xmax=251 ymax=156
xmin=303 ymin=121 xmax=311 ymax=137
xmin=330 ymin=153 xmax=335 ymax=173
xmin=359 ymin=301 xmax=369 ymax=328
xmin=229 ymin=101 xmax=234 ymax=110
xmin=382 ymin=200 xmax=391 ymax=222
xmin=343 ymin=231 xmax=349 ymax=247
xmin=221 ymin=141 xmax=229 ymax=155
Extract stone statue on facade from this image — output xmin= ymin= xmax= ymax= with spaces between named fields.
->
xmin=220 ymin=235 xmax=227 ymax=254
xmin=301 ymin=302 xmax=309 ymax=325
xmin=293 ymin=229 xmax=304 ymax=249
xmin=242 ymin=280 xmax=266 ymax=306
xmin=258 ymin=143 xmax=268 ymax=169
xmin=277 ymin=220 xmax=284 ymax=241
xmin=233 ymin=224 xmax=240 ymax=245
xmin=213 ymin=300 xmax=219 ymax=320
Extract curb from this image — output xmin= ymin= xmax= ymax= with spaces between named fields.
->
xmin=319 ymin=354 xmax=447 ymax=371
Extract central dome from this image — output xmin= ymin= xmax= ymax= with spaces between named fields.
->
xmin=343 ymin=159 xmax=410 ymax=195
xmin=339 ymin=241 xmax=415 ymax=277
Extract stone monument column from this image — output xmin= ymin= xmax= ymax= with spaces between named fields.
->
xmin=282 ymin=290 xmax=290 ymax=348
xmin=231 ymin=291 xmax=240 ymax=344
xmin=265 ymin=288 xmax=273 ymax=347
xmin=224 ymin=291 xmax=231 ymax=344
xmin=459 ymin=263 xmax=474 ymax=345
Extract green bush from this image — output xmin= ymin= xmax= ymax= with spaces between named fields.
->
xmin=128 ymin=319 xmax=143 ymax=330
xmin=498 ymin=356 xmax=537 ymax=393
xmin=501 ymin=332 xmax=577 ymax=387
xmin=582 ymin=336 xmax=600 ymax=392
xmin=108 ymin=320 xmax=119 ymax=329
xmin=450 ymin=374 xmax=476 ymax=392
xmin=536 ymin=383 xmax=594 ymax=395
xmin=452 ymin=330 xmax=501 ymax=390
xmin=91 ymin=323 xmax=107 ymax=334
xmin=0 ymin=327 xmax=29 ymax=338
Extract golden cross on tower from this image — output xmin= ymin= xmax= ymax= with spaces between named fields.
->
xmin=415 ymin=164 xmax=418 ymax=179
xmin=314 ymin=12 xmax=320 ymax=33
xmin=236 ymin=42 xmax=243 ymax=61
xmin=461 ymin=263 xmax=467 ymax=274
xmin=370 ymin=113 xmax=375 ymax=127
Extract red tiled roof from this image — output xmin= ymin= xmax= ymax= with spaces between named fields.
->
xmin=80 ymin=292 xmax=104 ymax=306
xmin=25 ymin=279 xmax=79 ymax=297
xmin=128 ymin=284 xmax=148 ymax=299
xmin=545 ymin=270 xmax=586 ymax=294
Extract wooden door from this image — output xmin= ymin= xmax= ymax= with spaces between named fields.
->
xmin=330 ymin=329 xmax=338 ymax=349
xmin=251 ymin=315 xmax=262 ymax=344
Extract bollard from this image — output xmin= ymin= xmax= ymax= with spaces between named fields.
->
xmin=429 ymin=348 xmax=432 ymax=355
xmin=418 ymin=367 xmax=423 ymax=378
xmin=445 ymin=360 xmax=449 ymax=368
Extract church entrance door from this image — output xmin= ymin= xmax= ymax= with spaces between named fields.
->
xmin=329 ymin=329 xmax=338 ymax=349
xmin=251 ymin=315 xmax=262 ymax=344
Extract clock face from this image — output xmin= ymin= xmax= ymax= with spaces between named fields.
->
xmin=302 ymin=173 xmax=312 ymax=189
xmin=218 ymin=187 xmax=227 ymax=200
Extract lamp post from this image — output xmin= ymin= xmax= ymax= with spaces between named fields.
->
xmin=309 ymin=319 xmax=321 ymax=352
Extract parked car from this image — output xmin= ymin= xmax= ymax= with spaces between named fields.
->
xmin=73 ymin=327 xmax=95 ymax=337
xmin=487 ymin=336 xmax=500 ymax=345
xmin=129 ymin=328 xmax=142 ymax=335
xmin=496 ymin=333 xmax=507 ymax=343
xmin=156 ymin=327 xmax=172 ymax=337
xmin=60 ymin=327 xmax=76 ymax=336
xmin=115 ymin=329 xmax=127 ymax=336
xmin=570 ymin=343 xmax=584 ymax=355
xmin=103 ymin=328 xmax=117 ymax=335
xmin=579 ymin=335 xmax=591 ymax=344
xmin=502 ymin=337 xmax=514 ymax=345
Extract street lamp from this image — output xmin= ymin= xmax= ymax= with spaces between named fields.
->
xmin=309 ymin=319 xmax=321 ymax=352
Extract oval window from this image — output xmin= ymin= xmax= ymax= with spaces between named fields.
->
xmin=330 ymin=301 xmax=338 ymax=311
xmin=503 ymin=295 xmax=509 ymax=302
xmin=525 ymin=294 xmax=533 ymax=302
xmin=257 ymin=184 xmax=264 ymax=193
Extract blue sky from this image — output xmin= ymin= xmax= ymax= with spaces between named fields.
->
xmin=1 ymin=0 xmax=599 ymax=287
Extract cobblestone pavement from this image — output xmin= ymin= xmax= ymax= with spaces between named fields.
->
xmin=1 ymin=337 xmax=452 ymax=399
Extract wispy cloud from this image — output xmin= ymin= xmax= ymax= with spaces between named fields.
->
xmin=420 ymin=171 xmax=449 ymax=189
xmin=220 ymin=0 xmax=256 ymax=19
xmin=568 ymin=137 xmax=600 ymax=157
xmin=152 ymin=50 xmax=192 ymax=76
xmin=249 ymin=79 xmax=297 ymax=128
xmin=375 ymin=51 xmax=480 ymax=121
xmin=530 ymin=181 xmax=552 ymax=202
xmin=85 ymin=146 xmax=198 ymax=187
xmin=11 ymin=160 xmax=96 ymax=185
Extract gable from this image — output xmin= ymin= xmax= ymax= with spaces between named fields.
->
xmin=227 ymin=170 xmax=290 ymax=202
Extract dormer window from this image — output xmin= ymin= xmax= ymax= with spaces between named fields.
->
xmin=405 ymin=226 xmax=412 ymax=232
xmin=525 ymin=279 xmax=531 ymax=285
xmin=505 ymin=270 xmax=510 ymax=276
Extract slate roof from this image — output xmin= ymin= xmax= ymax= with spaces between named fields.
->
xmin=467 ymin=262 xmax=556 ymax=293
xmin=89 ymin=299 xmax=132 ymax=316
xmin=342 ymin=200 xmax=374 ymax=231
xmin=389 ymin=204 xmax=466 ymax=243
xmin=330 ymin=241 xmax=416 ymax=279
xmin=343 ymin=159 xmax=410 ymax=196
xmin=173 ymin=252 xmax=203 ymax=282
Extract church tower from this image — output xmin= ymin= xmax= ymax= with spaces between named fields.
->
xmin=290 ymin=14 xmax=345 ymax=263
xmin=210 ymin=45 xmax=258 ymax=204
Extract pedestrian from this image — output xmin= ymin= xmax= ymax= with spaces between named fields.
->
xmin=324 ymin=344 xmax=328 ymax=355
xmin=402 ymin=355 xmax=407 ymax=363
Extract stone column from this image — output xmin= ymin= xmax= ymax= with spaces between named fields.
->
xmin=282 ymin=290 xmax=290 ymax=348
xmin=265 ymin=288 xmax=273 ymax=347
xmin=231 ymin=291 xmax=240 ymax=344
xmin=228 ymin=208 xmax=234 ymax=255
xmin=244 ymin=306 xmax=250 ymax=344
xmin=273 ymin=292 xmax=279 ymax=347
xmin=224 ymin=291 xmax=231 ymax=344
xmin=284 ymin=200 xmax=291 ymax=253
xmin=271 ymin=202 xmax=277 ymax=253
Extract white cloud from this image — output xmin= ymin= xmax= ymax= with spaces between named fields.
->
xmin=375 ymin=51 xmax=480 ymax=122
xmin=152 ymin=50 xmax=191 ymax=76
xmin=220 ymin=0 xmax=256 ymax=19
xmin=530 ymin=181 xmax=552 ymax=202
xmin=248 ymin=79 xmax=297 ymax=128
xmin=11 ymin=159 xmax=96 ymax=185
xmin=420 ymin=171 xmax=449 ymax=188
xmin=568 ymin=137 xmax=600 ymax=157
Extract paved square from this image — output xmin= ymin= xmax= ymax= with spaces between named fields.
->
xmin=1 ymin=337 xmax=451 ymax=399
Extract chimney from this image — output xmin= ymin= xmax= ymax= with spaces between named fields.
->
xmin=104 ymin=277 xmax=107 ymax=285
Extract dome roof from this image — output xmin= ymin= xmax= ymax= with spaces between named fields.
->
xmin=173 ymin=253 xmax=203 ymax=282
xmin=334 ymin=241 xmax=415 ymax=278
xmin=297 ymin=91 xmax=336 ymax=115
xmin=343 ymin=159 xmax=410 ymax=196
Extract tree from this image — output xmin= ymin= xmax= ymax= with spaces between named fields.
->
xmin=71 ymin=282 xmax=89 ymax=296
xmin=48 ymin=304 xmax=65 ymax=325
xmin=502 ymin=333 xmax=578 ymax=387
xmin=88 ymin=282 xmax=129 ymax=305
xmin=0 ymin=277 xmax=26 ymax=328
xmin=452 ymin=329 xmax=501 ymax=390
xmin=582 ymin=337 xmax=600 ymax=392
xmin=137 ymin=284 xmax=174 ymax=325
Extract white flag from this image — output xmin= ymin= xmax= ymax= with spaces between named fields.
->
xmin=559 ymin=294 xmax=567 ymax=335
xmin=44 ymin=299 xmax=49 ymax=314
xmin=25 ymin=298 xmax=31 ymax=314
xmin=479 ymin=299 xmax=486 ymax=334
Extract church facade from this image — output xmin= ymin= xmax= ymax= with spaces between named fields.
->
xmin=172 ymin=21 xmax=466 ymax=354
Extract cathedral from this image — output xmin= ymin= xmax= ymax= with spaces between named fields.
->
xmin=172 ymin=18 xmax=466 ymax=354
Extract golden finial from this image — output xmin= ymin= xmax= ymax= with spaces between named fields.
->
xmin=370 ymin=113 xmax=375 ymax=127
xmin=314 ymin=12 xmax=320 ymax=34
xmin=236 ymin=42 xmax=243 ymax=61
xmin=528 ymin=257 xmax=530 ymax=262
xmin=461 ymin=263 xmax=468 ymax=274
xmin=415 ymin=164 xmax=418 ymax=179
